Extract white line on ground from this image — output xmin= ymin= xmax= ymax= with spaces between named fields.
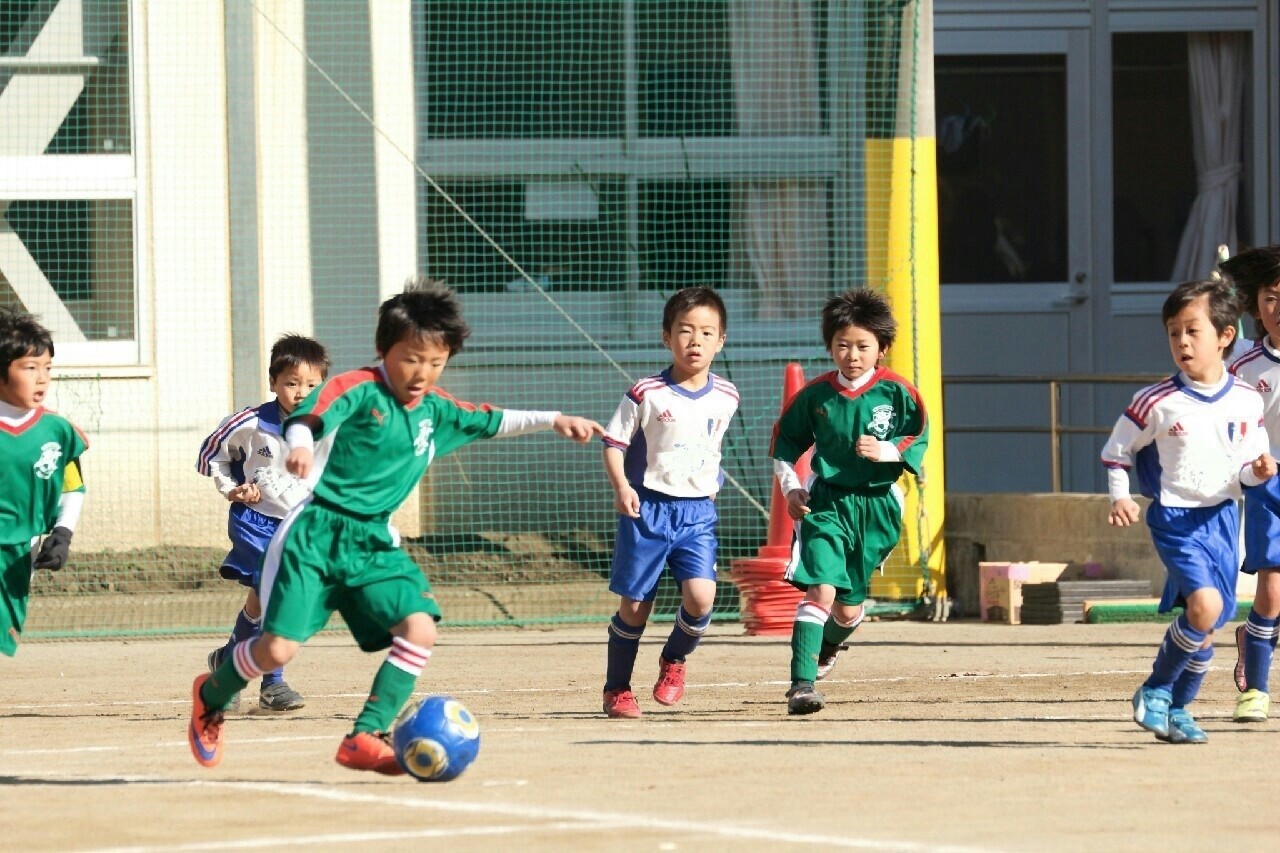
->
xmin=37 ymin=772 xmax=992 ymax=853
xmin=82 ymin=821 xmax=627 ymax=852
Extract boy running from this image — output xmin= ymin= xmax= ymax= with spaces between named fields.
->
xmin=0 ymin=308 xmax=88 ymax=657
xmin=771 ymin=288 xmax=928 ymax=715
xmin=197 ymin=334 xmax=330 ymax=711
xmin=188 ymin=277 xmax=602 ymax=772
xmin=600 ymin=286 xmax=739 ymax=718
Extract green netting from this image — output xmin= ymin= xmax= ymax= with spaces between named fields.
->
xmin=3 ymin=0 xmax=928 ymax=639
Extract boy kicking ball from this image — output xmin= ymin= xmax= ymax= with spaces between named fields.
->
xmin=189 ymin=277 xmax=602 ymax=771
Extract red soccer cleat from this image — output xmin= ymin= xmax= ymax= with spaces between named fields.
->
xmin=335 ymin=731 xmax=406 ymax=775
xmin=652 ymin=658 xmax=687 ymax=706
xmin=1234 ymin=623 xmax=1249 ymax=693
xmin=188 ymin=673 xmax=225 ymax=768
xmin=603 ymin=687 xmax=642 ymax=719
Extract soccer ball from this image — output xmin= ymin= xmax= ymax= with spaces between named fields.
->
xmin=392 ymin=695 xmax=480 ymax=782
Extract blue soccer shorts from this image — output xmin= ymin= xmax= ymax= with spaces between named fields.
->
xmin=1147 ymin=500 xmax=1238 ymax=629
xmin=1243 ymin=477 xmax=1280 ymax=574
xmin=609 ymin=491 xmax=718 ymax=602
xmin=221 ymin=502 xmax=280 ymax=588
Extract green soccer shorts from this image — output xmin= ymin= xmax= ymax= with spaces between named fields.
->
xmin=784 ymin=480 xmax=903 ymax=606
xmin=260 ymin=501 xmax=441 ymax=652
xmin=0 ymin=542 xmax=34 ymax=657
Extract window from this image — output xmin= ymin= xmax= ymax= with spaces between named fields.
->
xmin=0 ymin=0 xmax=137 ymax=360
xmin=415 ymin=0 xmax=846 ymax=344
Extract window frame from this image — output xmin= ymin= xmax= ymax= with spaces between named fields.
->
xmin=0 ymin=0 xmax=146 ymax=366
xmin=414 ymin=1 xmax=855 ymax=350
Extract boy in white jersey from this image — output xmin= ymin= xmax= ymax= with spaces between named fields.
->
xmin=600 ymin=287 xmax=739 ymax=718
xmin=1103 ymin=277 xmax=1275 ymax=743
xmin=1223 ymin=245 xmax=1280 ymax=722
xmin=0 ymin=308 xmax=88 ymax=656
xmin=196 ymin=334 xmax=329 ymax=712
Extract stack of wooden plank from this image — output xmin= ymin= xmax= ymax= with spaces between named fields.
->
xmin=1021 ymin=580 xmax=1153 ymax=624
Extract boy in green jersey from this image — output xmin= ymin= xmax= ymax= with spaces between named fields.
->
xmin=770 ymin=288 xmax=928 ymax=715
xmin=0 ymin=308 xmax=88 ymax=657
xmin=189 ymin=277 xmax=603 ymax=772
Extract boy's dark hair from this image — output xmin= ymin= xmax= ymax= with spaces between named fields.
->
xmin=0 ymin=307 xmax=54 ymax=380
xmin=821 ymin=287 xmax=897 ymax=349
xmin=662 ymin=286 xmax=727 ymax=333
xmin=1162 ymin=277 xmax=1242 ymax=357
xmin=268 ymin=334 xmax=331 ymax=381
xmin=1220 ymin=245 xmax=1280 ymax=339
xmin=376 ymin=275 xmax=470 ymax=356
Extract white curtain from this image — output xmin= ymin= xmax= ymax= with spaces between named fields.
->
xmin=728 ymin=0 xmax=828 ymax=320
xmin=1170 ymin=32 xmax=1247 ymax=282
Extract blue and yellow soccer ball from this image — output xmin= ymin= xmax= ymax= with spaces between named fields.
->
xmin=392 ymin=695 xmax=480 ymax=782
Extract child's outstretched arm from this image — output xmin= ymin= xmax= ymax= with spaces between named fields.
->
xmin=494 ymin=410 xmax=603 ymax=443
xmin=552 ymin=414 xmax=604 ymax=442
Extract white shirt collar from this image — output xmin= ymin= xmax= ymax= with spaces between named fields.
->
xmin=835 ymin=367 xmax=878 ymax=393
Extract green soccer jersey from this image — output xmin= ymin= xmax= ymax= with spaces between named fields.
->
xmin=0 ymin=408 xmax=88 ymax=546
xmin=287 ymin=367 xmax=503 ymax=518
xmin=770 ymin=367 xmax=928 ymax=492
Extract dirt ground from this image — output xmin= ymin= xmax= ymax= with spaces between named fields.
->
xmin=0 ymin=620 xmax=1272 ymax=852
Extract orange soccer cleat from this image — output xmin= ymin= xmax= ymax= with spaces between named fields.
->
xmin=188 ymin=673 xmax=226 ymax=768
xmin=335 ymin=731 xmax=406 ymax=775
xmin=603 ymin=687 xmax=642 ymax=719
xmin=652 ymin=658 xmax=687 ymax=706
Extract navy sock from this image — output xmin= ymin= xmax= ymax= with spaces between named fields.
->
xmin=661 ymin=606 xmax=712 ymax=664
xmin=1243 ymin=610 xmax=1279 ymax=691
xmin=1145 ymin=615 xmax=1208 ymax=692
xmin=605 ymin=613 xmax=645 ymax=692
xmin=220 ymin=608 xmax=261 ymax=660
xmin=1171 ymin=646 xmax=1213 ymax=709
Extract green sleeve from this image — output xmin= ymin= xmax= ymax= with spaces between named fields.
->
xmin=770 ymin=387 xmax=814 ymax=464
xmin=429 ymin=392 xmax=504 ymax=457
xmin=894 ymin=384 xmax=929 ymax=476
xmin=288 ymin=369 xmax=376 ymax=439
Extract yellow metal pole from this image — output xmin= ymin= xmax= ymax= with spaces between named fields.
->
xmin=866 ymin=0 xmax=945 ymax=604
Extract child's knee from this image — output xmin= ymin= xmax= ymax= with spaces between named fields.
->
xmin=255 ymin=633 xmax=298 ymax=669
xmin=681 ymin=579 xmax=717 ymax=616
xmin=1184 ymin=590 xmax=1223 ymax=632
xmin=805 ymin=585 xmax=837 ymax=608
xmin=394 ymin=613 xmax=437 ymax=649
xmin=832 ymin=602 xmax=863 ymax=627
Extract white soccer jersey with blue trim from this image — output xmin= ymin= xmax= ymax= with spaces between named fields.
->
xmin=1101 ymin=371 xmax=1268 ymax=507
xmin=1230 ymin=338 xmax=1280 ymax=457
xmin=196 ymin=400 xmax=309 ymax=519
xmin=603 ymin=369 xmax=740 ymax=498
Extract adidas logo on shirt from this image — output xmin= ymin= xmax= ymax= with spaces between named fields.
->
xmin=257 ymin=446 xmax=274 ymax=458
xmin=657 ymin=409 xmax=675 ymax=423
xmin=1258 ymin=379 xmax=1272 ymax=393
xmin=1169 ymin=421 xmax=1187 ymax=436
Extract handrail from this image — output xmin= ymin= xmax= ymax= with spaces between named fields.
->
xmin=943 ymin=374 xmax=1167 ymax=492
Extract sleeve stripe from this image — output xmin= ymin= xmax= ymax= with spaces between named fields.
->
xmin=1123 ymin=409 xmax=1145 ymax=429
xmin=311 ymin=370 xmax=377 ymax=418
xmin=196 ymin=408 xmax=256 ymax=475
xmin=602 ymin=436 xmax=629 ymax=450
xmin=426 ymin=386 xmax=494 ymax=413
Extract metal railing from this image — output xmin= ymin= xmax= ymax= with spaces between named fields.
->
xmin=943 ymin=374 xmax=1166 ymax=492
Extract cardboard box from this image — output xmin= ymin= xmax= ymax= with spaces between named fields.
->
xmin=979 ymin=561 xmax=1069 ymax=624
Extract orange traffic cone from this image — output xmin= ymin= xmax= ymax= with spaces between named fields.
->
xmin=729 ymin=363 xmax=811 ymax=635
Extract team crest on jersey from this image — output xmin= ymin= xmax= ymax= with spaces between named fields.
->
xmin=415 ymin=418 xmax=434 ymax=457
xmin=33 ymin=441 xmax=62 ymax=480
xmin=1227 ymin=421 xmax=1250 ymax=442
xmin=866 ymin=405 xmax=894 ymax=439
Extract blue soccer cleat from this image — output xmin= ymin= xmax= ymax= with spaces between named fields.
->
xmin=1132 ymin=685 xmax=1171 ymax=736
xmin=1156 ymin=708 xmax=1208 ymax=744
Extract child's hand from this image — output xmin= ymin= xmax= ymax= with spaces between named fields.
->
xmin=614 ymin=485 xmax=641 ymax=518
xmin=227 ymin=482 xmax=262 ymax=504
xmin=786 ymin=489 xmax=811 ymax=520
xmin=1108 ymin=498 xmax=1141 ymax=527
xmin=1252 ymin=452 xmax=1277 ymax=481
xmin=286 ymin=447 xmax=313 ymax=479
xmin=855 ymin=435 xmax=881 ymax=460
xmin=553 ymin=415 xmax=605 ymax=443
